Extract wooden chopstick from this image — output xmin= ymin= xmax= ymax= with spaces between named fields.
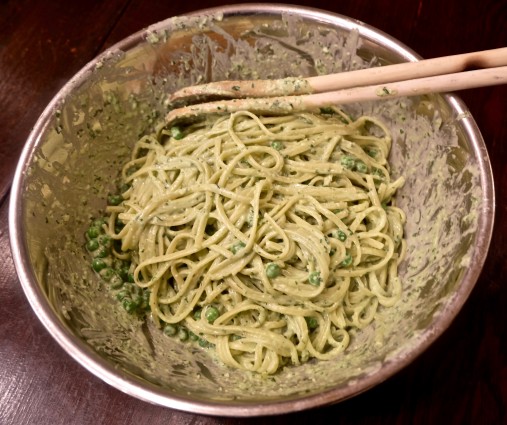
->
xmin=166 ymin=65 xmax=507 ymax=126
xmin=167 ymin=47 xmax=507 ymax=106
xmin=305 ymin=47 xmax=507 ymax=93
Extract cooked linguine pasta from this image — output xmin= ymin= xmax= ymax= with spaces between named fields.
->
xmin=103 ymin=108 xmax=406 ymax=374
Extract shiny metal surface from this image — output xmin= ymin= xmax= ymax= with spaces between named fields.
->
xmin=9 ymin=3 xmax=495 ymax=416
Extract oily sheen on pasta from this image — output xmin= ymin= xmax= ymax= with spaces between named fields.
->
xmin=105 ymin=109 xmax=406 ymax=374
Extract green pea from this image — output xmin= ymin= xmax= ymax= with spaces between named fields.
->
xmin=109 ymin=274 xmax=124 ymax=289
xmin=230 ymin=241 xmax=246 ymax=254
xmin=355 ymin=161 xmax=368 ymax=173
xmin=170 ymin=125 xmax=184 ymax=140
xmin=91 ymin=258 xmax=107 ymax=272
xmin=92 ymin=218 xmax=106 ymax=228
xmin=87 ymin=226 xmax=101 ymax=239
xmin=205 ymin=306 xmax=220 ymax=323
xmin=198 ymin=338 xmax=210 ymax=348
xmin=116 ymin=266 xmax=130 ymax=282
xmin=270 ymin=140 xmax=284 ymax=150
xmin=108 ymin=194 xmax=123 ymax=206
xmin=340 ymin=155 xmax=355 ymax=170
xmin=308 ymin=271 xmax=321 ymax=286
xmin=98 ymin=234 xmax=111 ymax=247
xmin=122 ymin=298 xmax=138 ymax=314
xmin=86 ymin=238 xmax=99 ymax=252
xmin=178 ymin=328 xmax=189 ymax=341
xmin=341 ymin=253 xmax=353 ymax=267
xmin=94 ymin=246 xmax=109 ymax=258
xmin=333 ymin=230 xmax=347 ymax=241
xmin=193 ymin=309 xmax=202 ymax=320
xmin=116 ymin=290 xmax=129 ymax=301
xmin=367 ymin=148 xmax=378 ymax=158
xmin=100 ymin=267 xmax=115 ymax=282
xmin=163 ymin=324 xmax=177 ymax=336
xmin=266 ymin=263 xmax=281 ymax=278
xmin=189 ymin=331 xmax=199 ymax=342
xmin=306 ymin=317 xmax=319 ymax=329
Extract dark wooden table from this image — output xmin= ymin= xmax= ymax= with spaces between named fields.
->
xmin=1 ymin=1 xmax=506 ymax=424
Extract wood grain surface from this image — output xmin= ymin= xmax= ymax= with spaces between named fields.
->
xmin=1 ymin=1 xmax=506 ymax=424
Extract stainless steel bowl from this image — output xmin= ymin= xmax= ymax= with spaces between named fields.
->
xmin=9 ymin=3 xmax=494 ymax=416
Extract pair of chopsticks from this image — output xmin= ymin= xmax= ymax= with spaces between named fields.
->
xmin=166 ymin=47 xmax=507 ymax=125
